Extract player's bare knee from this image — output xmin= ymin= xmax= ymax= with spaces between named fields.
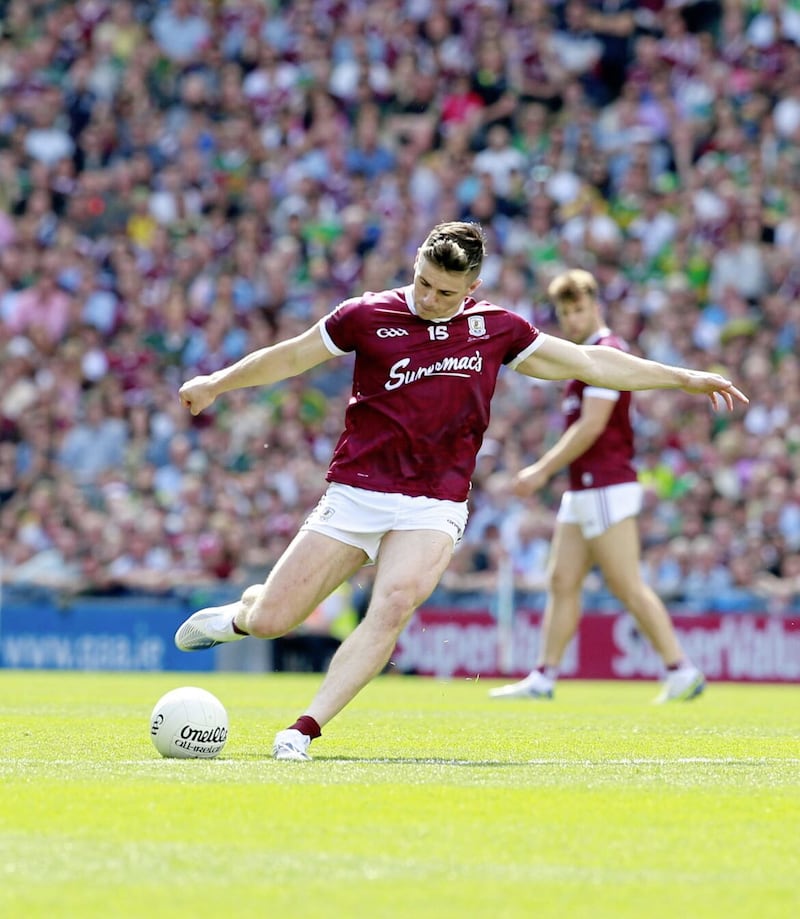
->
xmin=367 ymin=586 xmax=418 ymax=634
xmin=240 ymin=596 xmax=287 ymax=639
xmin=244 ymin=617 xmax=279 ymax=640
xmin=608 ymin=579 xmax=646 ymax=610
xmin=241 ymin=583 xmax=264 ymax=607
xmin=549 ymin=569 xmax=583 ymax=597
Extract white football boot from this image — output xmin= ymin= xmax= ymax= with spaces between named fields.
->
xmin=273 ymin=729 xmax=312 ymax=761
xmin=654 ymin=666 xmax=706 ymax=703
xmin=488 ymin=670 xmax=555 ymax=700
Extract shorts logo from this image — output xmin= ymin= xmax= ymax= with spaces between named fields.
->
xmin=307 ymin=502 xmax=335 ymax=524
xmin=468 ymin=315 xmax=486 ymax=337
xmin=377 ymin=328 xmax=409 ymax=338
xmin=446 ymin=518 xmax=465 ymax=540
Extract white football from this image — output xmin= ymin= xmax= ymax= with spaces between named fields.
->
xmin=150 ymin=686 xmax=228 ymax=759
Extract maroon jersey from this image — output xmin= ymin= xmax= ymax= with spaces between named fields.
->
xmin=563 ymin=329 xmax=636 ymax=491
xmin=320 ymin=286 xmax=542 ymax=501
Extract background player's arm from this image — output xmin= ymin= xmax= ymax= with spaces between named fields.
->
xmin=179 ymin=323 xmax=334 ymax=415
xmin=517 ymin=335 xmax=748 ymax=409
xmin=515 ymin=396 xmax=614 ymax=496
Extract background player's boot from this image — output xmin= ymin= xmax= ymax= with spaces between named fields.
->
xmin=654 ymin=665 xmax=706 ymax=703
xmin=488 ymin=670 xmax=555 ymax=700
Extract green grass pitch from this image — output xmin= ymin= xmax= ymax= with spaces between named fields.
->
xmin=1 ymin=670 xmax=798 ymax=919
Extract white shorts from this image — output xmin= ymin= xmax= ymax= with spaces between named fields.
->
xmin=556 ymin=481 xmax=642 ymax=540
xmin=301 ymin=482 xmax=469 ymax=563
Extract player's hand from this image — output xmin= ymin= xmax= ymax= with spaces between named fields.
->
xmin=484 ymin=471 xmax=515 ymax=498
xmin=513 ymin=464 xmax=549 ymax=497
xmin=680 ymin=372 xmax=749 ymax=410
xmin=179 ymin=376 xmax=218 ymax=415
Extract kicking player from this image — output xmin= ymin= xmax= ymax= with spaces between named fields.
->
xmin=175 ymin=224 xmax=744 ymax=759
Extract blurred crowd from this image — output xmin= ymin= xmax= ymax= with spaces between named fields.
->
xmin=1 ymin=0 xmax=800 ymax=615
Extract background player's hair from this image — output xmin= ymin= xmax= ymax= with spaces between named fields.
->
xmin=420 ymin=222 xmax=486 ymax=279
xmin=548 ymin=269 xmax=599 ymax=306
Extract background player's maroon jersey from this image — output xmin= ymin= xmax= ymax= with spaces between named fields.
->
xmin=563 ymin=329 xmax=637 ymax=491
xmin=320 ymin=286 xmax=542 ymax=501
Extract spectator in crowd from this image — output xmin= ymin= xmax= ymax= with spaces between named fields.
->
xmin=754 ymin=552 xmax=800 ymax=614
xmin=3 ymin=524 xmax=86 ymax=593
xmin=151 ymin=0 xmax=212 ymax=64
xmin=4 ymin=252 xmax=73 ymax=346
xmin=55 ymin=389 xmax=128 ymax=488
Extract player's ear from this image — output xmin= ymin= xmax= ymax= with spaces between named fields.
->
xmin=468 ymin=278 xmax=483 ymax=295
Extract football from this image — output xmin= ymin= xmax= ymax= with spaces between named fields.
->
xmin=149 ymin=686 xmax=228 ymax=759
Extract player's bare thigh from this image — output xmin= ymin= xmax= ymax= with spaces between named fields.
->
xmin=246 ymin=529 xmax=368 ymax=637
xmin=548 ymin=521 xmax=592 ymax=593
xmin=366 ymin=529 xmax=456 ymax=632
xmin=587 ymin=515 xmax=643 ymax=592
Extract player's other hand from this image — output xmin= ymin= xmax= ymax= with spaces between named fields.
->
xmin=483 ymin=471 xmax=518 ymax=499
xmin=179 ymin=376 xmax=218 ymax=415
xmin=513 ymin=464 xmax=549 ymax=497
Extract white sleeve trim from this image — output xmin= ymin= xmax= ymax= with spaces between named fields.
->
xmin=318 ymin=317 xmax=349 ymax=355
xmin=507 ymin=334 xmax=546 ymax=370
xmin=584 ymin=386 xmax=620 ymax=402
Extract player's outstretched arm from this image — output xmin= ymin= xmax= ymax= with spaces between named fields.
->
xmin=517 ymin=335 xmax=748 ymax=410
xmin=179 ymin=322 xmax=334 ymax=416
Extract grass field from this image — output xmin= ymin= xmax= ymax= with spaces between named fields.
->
xmin=1 ymin=670 xmax=798 ymax=919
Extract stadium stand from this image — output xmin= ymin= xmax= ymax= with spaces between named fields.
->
xmin=1 ymin=0 xmax=799 ymax=621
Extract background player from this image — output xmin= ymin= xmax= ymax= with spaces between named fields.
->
xmin=490 ymin=269 xmax=705 ymax=703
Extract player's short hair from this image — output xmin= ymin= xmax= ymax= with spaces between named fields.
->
xmin=419 ymin=222 xmax=485 ymax=279
xmin=548 ymin=269 xmax=598 ymax=306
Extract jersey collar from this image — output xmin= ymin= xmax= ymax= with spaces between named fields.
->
xmin=583 ymin=326 xmax=611 ymax=345
xmin=405 ymin=285 xmax=468 ymax=323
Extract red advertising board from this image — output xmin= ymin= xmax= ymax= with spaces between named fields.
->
xmin=393 ymin=608 xmax=800 ymax=683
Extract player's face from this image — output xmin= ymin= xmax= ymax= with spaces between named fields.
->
xmin=554 ymin=295 xmax=602 ymax=343
xmin=412 ymin=255 xmax=482 ymax=321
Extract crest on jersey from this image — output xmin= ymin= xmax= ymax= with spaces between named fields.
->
xmin=468 ymin=315 xmax=486 ymax=337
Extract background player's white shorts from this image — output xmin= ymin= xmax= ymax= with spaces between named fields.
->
xmin=301 ymin=482 xmax=469 ymax=563
xmin=556 ymin=481 xmax=642 ymax=540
